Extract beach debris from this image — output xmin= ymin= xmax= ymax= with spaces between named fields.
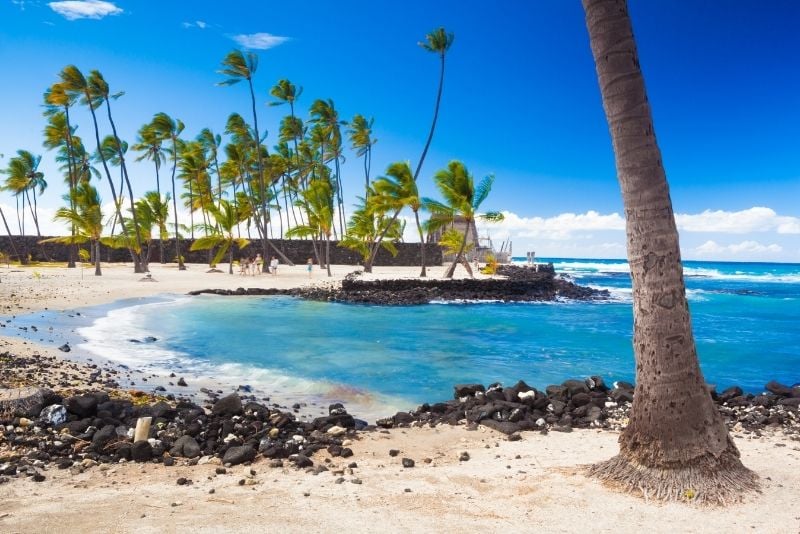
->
xmin=133 ymin=417 xmax=152 ymax=442
xmin=402 ymin=458 xmax=415 ymax=468
xmin=177 ymin=377 xmax=188 ymax=387
xmin=57 ymin=343 xmax=70 ymax=352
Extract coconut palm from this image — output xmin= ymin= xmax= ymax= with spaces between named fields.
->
xmin=372 ymin=161 xmax=427 ymax=276
xmin=43 ymin=85 xmax=80 ymax=268
xmin=217 ymin=50 xmax=271 ymax=262
xmin=197 ymin=128 xmax=224 ymax=207
xmin=347 ymin=114 xmax=377 ymax=195
xmin=309 ymin=98 xmax=347 ymax=236
xmin=287 ymin=178 xmax=334 ymax=277
xmin=190 ymin=199 xmax=250 ymax=274
xmin=87 ymin=69 xmax=147 ymax=272
xmin=339 ymin=192 xmax=401 ymax=266
xmin=133 ymin=122 xmax=165 ymax=195
xmin=581 ymin=0 xmax=758 ymax=504
xmin=2 ymin=150 xmax=47 ymax=238
xmin=0 ymin=204 xmax=21 ymax=264
xmin=414 ymin=27 xmax=454 ymax=181
xmin=59 ymin=66 xmax=140 ymax=271
xmin=423 ymin=161 xmax=503 ymax=278
xmin=43 ymin=182 xmax=104 ymax=275
xmin=135 ymin=191 xmax=170 ymax=264
xmin=150 ymin=112 xmax=186 ymax=269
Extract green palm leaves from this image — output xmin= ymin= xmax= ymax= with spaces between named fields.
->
xmin=419 ymin=27 xmax=455 ymax=56
xmin=42 ymin=182 xmax=104 ymax=275
xmin=217 ymin=50 xmax=258 ymax=85
xmin=423 ymin=161 xmax=503 ymax=278
xmin=190 ymin=199 xmax=249 ymax=273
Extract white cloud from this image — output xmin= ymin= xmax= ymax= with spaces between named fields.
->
xmin=694 ymin=240 xmax=783 ymax=257
xmin=675 ymin=207 xmax=800 ymax=234
xmin=231 ymin=32 xmax=289 ymax=50
xmin=182 ymin=20 xmax=207 ymax=29
xmin=477 ymin=210 xmax=625 ymax=241
xmin=48 ymin=0 xmax=122 ymax=20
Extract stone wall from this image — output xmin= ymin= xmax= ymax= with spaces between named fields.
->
xmin=0 ymin=236 xmax=443 ymax=267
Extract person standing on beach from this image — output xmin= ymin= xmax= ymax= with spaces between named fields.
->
xmin=255 ymin=253 xmax=263 ymax=274
xmin=270 ymin=256 xmax=278 ymax=276
xmin=306 ymin=258 xmax=313 ymax=278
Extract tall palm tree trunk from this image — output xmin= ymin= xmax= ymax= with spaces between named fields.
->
xmin=414 ymin=209 xmax=427 ymax=277
xmin=444 ymin=221 xmax=471 ymax=279
xmin=85 ymin=98 xmax=138 ymax=271
xmin=64 ymin=106 xmax=77 ymax=268
xmin=105 ymin=98 xmax=147 ymax=272
xmin=154 ymin=161 xmax=165 ymax=263
xmin=413 ymin=52 xmax=446 ymax=182
xmin=324 ymin=233 xmax=331 ymax=277
xmin=246 ymin=77 xmax=270 ymax=262
xmin=582 ymin=0 xmax=757 ymax=504
xmin=169 ymin=145 xmax=185 ymax=270
xmin=0 ymin=206 xmax=22 ymax=264
xmin=94 ymin=239 xmax=102 ymax=276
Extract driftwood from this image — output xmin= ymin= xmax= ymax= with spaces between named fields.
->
xmin=0 ymin=387 xmax=46 ymax=418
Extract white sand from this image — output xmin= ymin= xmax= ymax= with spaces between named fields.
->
xmin=1 ymin=262 xmax=799 ymax=532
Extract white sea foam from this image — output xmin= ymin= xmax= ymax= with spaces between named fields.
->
xmin=76 ymin=297 xmax=409 ymax=420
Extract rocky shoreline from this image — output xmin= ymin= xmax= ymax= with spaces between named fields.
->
xmin=188 ymin=264 xmax=610 ymax=305
xmin=1 ymin=348 xmax=797 ymax=485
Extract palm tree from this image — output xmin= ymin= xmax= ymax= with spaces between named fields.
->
xmin=151 ymin=112 xmax=186 ymax=269
xmin=197 ymin=128 xmax=224 ymax=208
xmin=287 ymin=178 xmax=334 ymax=277
xmin=581 ymin=0 xmax=758 ymax=504
xmin=43 ymin=182 xmax=104 ymax=275
xmin=133 ymin=122 xmax=165 ymax=195
xmin=59 ymin=66 xmax=139 ymax=271
xmin=372 ymin=162 xmax=427 ymax=276
xmin=340 ymin=192 xmax=401 ymax=266
xmin=87 ymin=69 xmax=147 ymax=272
xmin=2 ymin=150 xmax=47 ymax=238
xmin=414 ymin=27 xmax=454 ymax=182
xmin=423 ymin=161 xmax=503 ymax=278
xmin=136 ymin=191 xmax=170 ymax=264
xmin=218 ymin=50 xmax=271 ymax=261
xmin=43 ymin=84 xmax=79 ymax=267
xmin=190 ymin=199 xmax=250 ymax=274
xmin=347 ymin=114 xmax=377 ymax=195
xmin=309 ymin=98 xmax=347 ymax=237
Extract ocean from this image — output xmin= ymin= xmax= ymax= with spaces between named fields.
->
xmin=62 ymin=257 xmax=800 ymax=419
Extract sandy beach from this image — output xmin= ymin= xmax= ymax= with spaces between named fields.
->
xmin=1 ymin=262 xmax=799 ymax=533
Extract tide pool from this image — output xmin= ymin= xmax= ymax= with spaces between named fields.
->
xmin=65 ymin=258 xmax=800 ymax=417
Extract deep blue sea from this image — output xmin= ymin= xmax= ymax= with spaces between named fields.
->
xmin=64 ymin=257 xmax=799 ymax=419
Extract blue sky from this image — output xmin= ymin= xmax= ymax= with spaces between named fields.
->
xmin=1 ymin=0 xmax=798 ymax=261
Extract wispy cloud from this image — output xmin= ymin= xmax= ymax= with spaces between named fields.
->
xmin=182 ymin=20 xmax=207 ymax=29
xmin=11 ymin=0 xmax=29 ymax=11
xmin=694 ymin=240 xmax=783 ymax=257
xmin=675 ymin=207 xmax=800 ymax=234
xmin=48 ymin=0 xmax=122 ymax=21
xmin=231 ymin=32 xmax=289 ymax=50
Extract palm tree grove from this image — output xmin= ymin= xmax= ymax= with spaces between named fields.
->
xmin=1 ymin=1 xmax=797 ymax=530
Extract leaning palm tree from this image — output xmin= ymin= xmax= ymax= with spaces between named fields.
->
xmin=287 ymin=178 xmax=335 ymax=277
xmin=0 ymin=204 xmax=21 ymax=264
xmin=372 ymin=161 xmax=427 ymax=276
xmin=151 ymin=112 xmax=186 ymax=270
xmin=190 ymin=199 xmax=250 ymax=274
xmin=423 ymin=160 xmax=503 ymax=278
xmin=414 ymin=27 xmax=454 ymax=182
xmin=2 ymin=150 xmax=47 ymax=238
xmin=136 ymin=191 xmax=170 ymax=263
xmin=309 ymin=98 xmax=347 ymax=237
xmin=581 ymin=0 xmax=758 ymax=504
xmin=217 ymin=50 xmax=271 ymax=262
xmin=339 ymin=193 xmax=401 ymax=266
xmin=133 ymin=122 xmax=165 ymax=195
xmin=347 ymin=114 xmax=377 ymax=195
xmin=42 ymin=182 xmax=104 ymax=275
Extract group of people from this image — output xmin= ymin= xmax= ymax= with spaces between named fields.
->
xmin=239 ymin=254 xmax=279 ymax=276
xmin=239 ymin=255 xmax=315 ymax=277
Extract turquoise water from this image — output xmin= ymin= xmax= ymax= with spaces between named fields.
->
xmin=69 ymin=258 xmax=800 ymax=417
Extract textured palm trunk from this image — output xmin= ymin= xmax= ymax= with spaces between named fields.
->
xmin=0 ymin=206 xmax=21 ymax=263
xmin=105 ymin=98 xmax=147 ymax=273
xmin=414 ymin=209 xmax=427 ymax=277
xmin=168 ymin=137 xmax=185 ymax=270
xmin=413 ymin=53 xmax=446 ymax=182
xmin=64 ymin=106 xmax=77 ymax=268
xmin=444 ymin=221 xmax=471 ymax=279
xmin=325 ymin=233 xmax=331 ymax=277
xmin=94 ymin=240 xmax=102 ymax=276
xmin=247 ymin=77 xmax=270 ymax=264
xmin=154 ymin=161 xmax=165 ymax=263
xmin=582 ymin=0 xmax=757 ymax=504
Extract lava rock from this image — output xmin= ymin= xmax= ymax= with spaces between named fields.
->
xmin=169 ymin=435 xmax=201 ymax=459
xmin=131 ymin=440 xmax=153 ymax=462
xmin=212 ymin=394 xmax=243 ymax=417
xmin=222 ymin=445 xmax=255 ymax=466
